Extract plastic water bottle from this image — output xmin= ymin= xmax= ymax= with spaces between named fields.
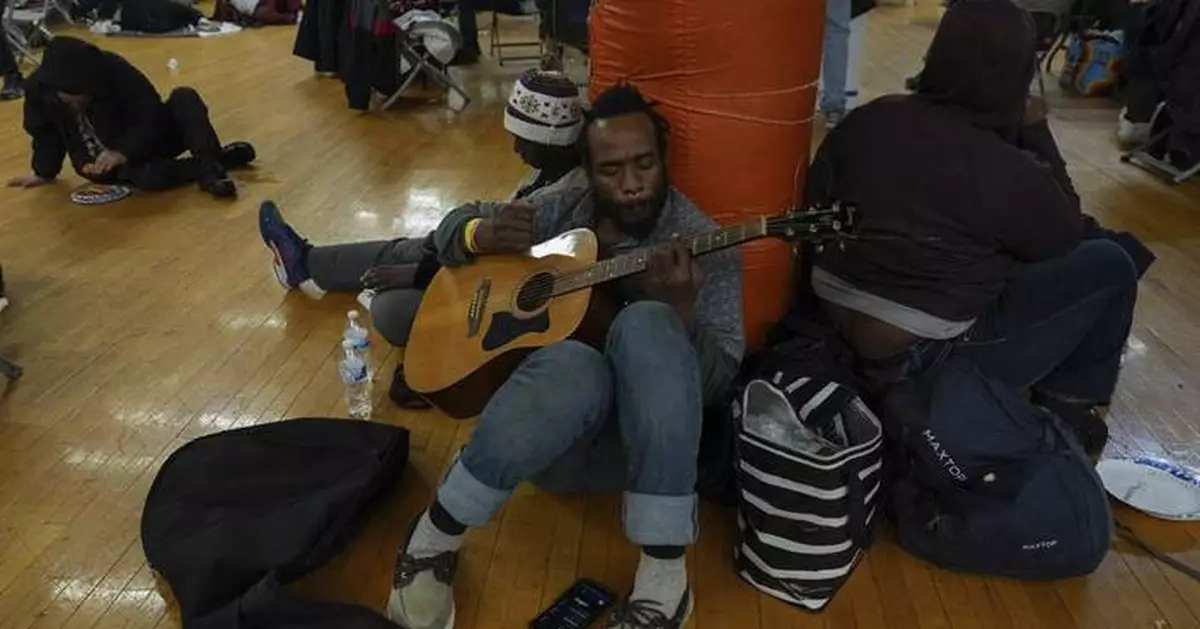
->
xmin=166 ymin=58 xmax=180 ymax=88
xmin=343 ymin=310 xmax=373 ymax=380
xmin=339 ymin=339 xmax=372 ymax=419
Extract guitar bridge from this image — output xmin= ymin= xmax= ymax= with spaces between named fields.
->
xmin=467 ymin=279 xmax=490 ymax=338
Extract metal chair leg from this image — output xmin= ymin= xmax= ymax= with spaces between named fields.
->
xmin=0 ymin=354 xmax=22 ymax=381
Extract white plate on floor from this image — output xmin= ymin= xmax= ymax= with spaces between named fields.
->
xmin=1097 ymin=457 xmax=1200 ymax=521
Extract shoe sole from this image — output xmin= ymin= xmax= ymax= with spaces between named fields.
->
xmin=386 ymin=588 xmax=456 ymax=629
xmin=680 ymin=590 xmax=694 ymax=627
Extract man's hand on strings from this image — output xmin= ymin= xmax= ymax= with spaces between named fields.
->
xmin=644 ymin=235 xmax=703 ymax=331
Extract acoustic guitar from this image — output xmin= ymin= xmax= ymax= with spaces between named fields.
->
xmin=404 ymin=203 xmax=857 ymax=418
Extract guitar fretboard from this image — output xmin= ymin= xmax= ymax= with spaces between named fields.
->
xmin=550 ymin=218 xmax=768 ymax=296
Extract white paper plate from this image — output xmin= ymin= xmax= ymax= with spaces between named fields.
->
xmin=1097 ymin=457 xmax=1200 ymax=521
xmin=70 ymin=184 xmax=133 ymax=205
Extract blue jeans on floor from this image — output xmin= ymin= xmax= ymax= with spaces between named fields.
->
xmin=437 ymin=301 xmax=703 ymax=547
xmin=820 ymin=0 xmax=852 ymax=114
xmin=863 ymin=239 xmax=1139 ymax=403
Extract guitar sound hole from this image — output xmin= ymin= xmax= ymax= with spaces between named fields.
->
xmin=515 ymin=272 xmax=555 ymax=312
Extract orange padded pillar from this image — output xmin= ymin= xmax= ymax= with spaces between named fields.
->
xmin=589 ymin=0 xmax=824 ymax=349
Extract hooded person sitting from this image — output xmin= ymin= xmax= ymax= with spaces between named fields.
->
xmin=804 ymin=0 xmax=1146 ymax=460
xmin=6 ymin=37 xmax=256 ymax=199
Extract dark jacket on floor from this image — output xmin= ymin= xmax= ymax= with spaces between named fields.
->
xmin=23 ymin=37 xmax=172 ymax=180
xmin=805 ymin=0 xmax=1082 ymax=323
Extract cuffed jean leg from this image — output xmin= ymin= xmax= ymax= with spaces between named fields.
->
xmin=436 ymin=340 xmax=613 ymax=526
xmin=606 ymin=301 xmax=703 ymax=547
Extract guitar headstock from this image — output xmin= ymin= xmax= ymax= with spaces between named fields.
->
xmin=765 ymin=202 xmax=857 ymax=244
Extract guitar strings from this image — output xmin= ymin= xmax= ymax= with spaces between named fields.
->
xmin=513 ymin=213 xmax=846 ymax=298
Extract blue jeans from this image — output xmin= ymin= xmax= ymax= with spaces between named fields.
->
xmin=863 ymin=240 xmax=1139 ymax=404
xmin=437 ymin=301 xmax=703 ymax=547
xmin=820 ymin=0 xmax=852 ymax=114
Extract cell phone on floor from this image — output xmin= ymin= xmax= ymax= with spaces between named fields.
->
xmin=530 ymin=578 xmax=617 ymax=629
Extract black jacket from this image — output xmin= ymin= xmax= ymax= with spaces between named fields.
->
xmin=805 ymin=0 xmax=1082 ymax=323
xmin=24 ymin=37 xmax=171 ymax=180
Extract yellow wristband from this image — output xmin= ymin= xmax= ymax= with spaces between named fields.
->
xmin=463 ymin=218 xmax=482 ymax=254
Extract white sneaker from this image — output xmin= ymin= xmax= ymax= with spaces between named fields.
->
xmin=386 ymin=519 xmax=458 ymax=629
xmin=386 ymin=563 xmax=456 ymax=629
xmin=1118 ymin=107 xmax=1151 ymax=148
xmin=823 ymin=109 xmax=846 ymax=130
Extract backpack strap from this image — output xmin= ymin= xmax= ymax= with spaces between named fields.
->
xmin=1115 ymin=519 xmax=1200 ymax=582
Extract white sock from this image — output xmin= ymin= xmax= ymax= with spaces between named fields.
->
xmin=298 ymin=278 xmax=326 ymax=300
xmin=404 ymin=510 xmax=465 ymax=560
xmin=629 ymin=552 xmax=688 ymax=616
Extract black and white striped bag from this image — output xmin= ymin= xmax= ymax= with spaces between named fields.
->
xmin=732 ymin=371 xmax=884 ymax=611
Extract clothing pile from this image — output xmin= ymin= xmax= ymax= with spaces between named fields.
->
xmin=294 ymin=0 xmax=399 ymax=110
xmin=294 ymin=0 xmax=459 ymax=110
xmin=90 ymin=17 xmax=242 ymax=36
xmin=394 ymin=8 xmax=460 ymax=70
xmin=79 ymin=0 xmax=225 ymax=34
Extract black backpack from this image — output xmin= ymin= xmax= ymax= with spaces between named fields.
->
xmin=880 ymin=357 xmax=1112 ymax=579
xmin=141 ymin=418 xmax=410 ymax=628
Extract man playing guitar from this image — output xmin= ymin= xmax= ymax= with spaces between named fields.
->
xmin=386 ymin=83 xmax=744 ymax=629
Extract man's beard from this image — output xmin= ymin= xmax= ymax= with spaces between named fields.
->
xmin=594 ymin=177 xmax=670 ymax=240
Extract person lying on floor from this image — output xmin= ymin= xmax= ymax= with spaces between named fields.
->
xmin=6 ymin=37 xmax=255 ymax=199
xmin=213 ymin=0 xmax=303 ymax=26
xmin=384 ymin=83 xmax=743 ymax=629
xmin=805 ymin=0 xmax=1150 ymax=460
xmin=257 ymin=69 xmax=585 ymax=409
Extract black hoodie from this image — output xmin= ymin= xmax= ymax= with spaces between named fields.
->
xmin=805 ymin=0 xmax=1083 ymax=324
xmin=23 ymin=37 xmax=170 ymax=180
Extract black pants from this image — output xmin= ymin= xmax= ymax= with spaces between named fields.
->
xmin=864 ymin=239 xmax=1139 ymax=405
xmin=0 ymin=0 xmax=20 ymax=79
xmin=457 ymin=0 xmax=481 ymax=53
xmin=87 ymin=87 xmax=224 ymax=190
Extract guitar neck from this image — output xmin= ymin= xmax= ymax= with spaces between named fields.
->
xmin=551 ymin=218 xmax=769 ymax=296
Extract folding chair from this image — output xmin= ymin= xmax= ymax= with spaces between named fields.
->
xmin=1122 ymin=110 xmax=1200 ymax=185
xmin=1122 ymin=145 xmax=1200 ymax=184
xmin=7 ymin=0 xmax=73 ymax=46
xmin=540 ymin=0 xmax=588 ymax=68
xmin=378 ymin=16 xmax=472 ymax=112
xmin=4 ymin=1 xmax=38 ymax=70
xmin=1017 ymin=0 xmax=1077 ymax=97
xmin=488 ymin=1 xmax=540 ymax=66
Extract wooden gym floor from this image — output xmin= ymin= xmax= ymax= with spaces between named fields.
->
xmin=0 ymin=7 xmax=1199 ymax=629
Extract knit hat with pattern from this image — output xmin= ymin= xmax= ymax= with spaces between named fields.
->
xmin=504 ymin=70 xmax=583 ymax=147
